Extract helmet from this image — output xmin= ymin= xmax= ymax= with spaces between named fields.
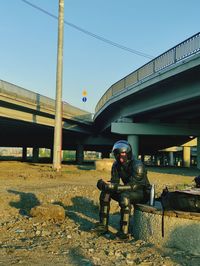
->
xmin=112 ymin=140 xmax=132 ymax=163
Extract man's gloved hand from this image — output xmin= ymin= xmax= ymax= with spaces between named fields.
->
xmin=97 ymin=179 xmax=107 ymax=191
xmin=97 ymin=179 xmax=118 ymax=191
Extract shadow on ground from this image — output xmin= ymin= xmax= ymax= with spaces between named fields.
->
xmin=147 ymin=166 xmax=200 ymax=177
xmin=8 ymin=189 xmax=40 ymax=216
xmin=54 ymin=196 xmax=120 ymax=233
xmin=77 ymin=164 xmax=96 ymax=171
xmin=68 ymin=247 xmax=93 ymax=266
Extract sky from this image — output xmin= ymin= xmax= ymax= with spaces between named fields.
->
xmin=0 ymin=0 xmax=199 ymax=114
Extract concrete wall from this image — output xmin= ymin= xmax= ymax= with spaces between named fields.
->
xmin=133 ymin=203 xmax=200 ymax=255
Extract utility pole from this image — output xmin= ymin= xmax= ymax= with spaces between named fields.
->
xmin=53 ymin=0 xmax=64 ymax=171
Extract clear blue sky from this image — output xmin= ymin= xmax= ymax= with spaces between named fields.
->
xmin=0 ymin=0 xmax=199 ymax=113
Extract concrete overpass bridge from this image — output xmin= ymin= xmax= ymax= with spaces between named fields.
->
xmin=0 ymin=80 xmax=117 ymax=162
xmin=0 ymin=32 xmax=200 ymax=167
xmin=94 ymin=32 xmax=200 ymax=167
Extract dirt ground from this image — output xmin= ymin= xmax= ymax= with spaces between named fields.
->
xmin=0 ymin=160 xmax=200 ymax=266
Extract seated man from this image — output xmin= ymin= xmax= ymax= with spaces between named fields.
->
xmin=96 ymin=140 xmax=151 ymax=239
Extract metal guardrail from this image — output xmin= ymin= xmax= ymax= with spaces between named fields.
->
xmin=0 ymin=80 xmax=93 ymax=122
xmin=95 ymin=32 xmax=200 ymax=114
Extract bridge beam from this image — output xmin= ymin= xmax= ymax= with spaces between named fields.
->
xmin=111 ymin=122 xmax=200 ymax=136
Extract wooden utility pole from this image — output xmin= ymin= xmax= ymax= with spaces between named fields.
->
xmin=53 ymin=0 xmax=64 ymax=171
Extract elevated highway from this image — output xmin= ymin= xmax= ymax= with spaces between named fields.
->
xmin=0 ymin=79 xmax=93 ymax=149
xmin=0 ymin=80 xmax=118 ymax=161
xmin=0 ymin=80 xmax=117 ymax=162
xmin=94 ymin=33 xmax=200 ymax=166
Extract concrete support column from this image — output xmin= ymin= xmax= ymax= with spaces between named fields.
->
xmin=183 ymin=146 xmax=191 ymax=167
xmin=50 ymin=149 xmax=53 ymax=163
xmin=76 ymin=143 xmax=84 ymax=165
xmin=22 ymin=147 xmax=27 ymax=161
xmin=32 ymin=147 xmax=39 ymax=163
xmin=140 ymin=154 xmax=144 ymax=163
xmin=169 ymin=151 xmax=174 ymax=166
xmin=101 ymin=151 xmax=110 ymax=159
xmin=154 ymin=154 xmax=158 ymax=166
xmin=128 ymin=135 xmax=139 ymax=159
xmin=161 ymin=153 xmax=165 ymax=166
xmin=197 ymin=136 xmax=200 ymax=170
xmin=157 ymin=158 xmax=161 ymax=166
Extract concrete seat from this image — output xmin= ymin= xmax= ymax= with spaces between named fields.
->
xmin=133 ymin=201 xmax=200 ymax=255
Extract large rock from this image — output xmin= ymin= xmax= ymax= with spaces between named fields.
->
xmin=30 ymin=204 xmax=65 ymax=222
xmin=95 ymin=159 xmax=114 ymax=171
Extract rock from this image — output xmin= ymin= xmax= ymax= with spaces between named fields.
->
xmin=30 ymin=204 xmax=65 ymax=222
xmin=114 ymin=249 xmax=122 ymax=258
xmin=41 ymin=230 xmax=51 ymax=237
xmin=15 ymin=229 xmax=25 ymax=233
xmin=92 ymin=257 xmax=100 ymax=265
xmin=95 ymin=159 xmax=114 ymax=171
xmin=35 ymin=230 xmax=41 ymax=236
xmin=135 ymin=240 xmax=144 ymax=247
xmin=126 ymin=259 xmax=134 ymax=265
xmin=125 ymin=252 xmax=133 ymax=259
xmin=88 ymin=248 xmax=94 ymax=253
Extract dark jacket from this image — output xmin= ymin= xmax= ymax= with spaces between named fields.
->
xmin=110 ymin=159 xmax=150 ymax=192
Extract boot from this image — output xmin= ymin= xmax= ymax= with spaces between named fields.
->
xmin=92 ymin=222 xmax=108 ymax=234
xmin=115 ymin=230 xmax=130 ymax=240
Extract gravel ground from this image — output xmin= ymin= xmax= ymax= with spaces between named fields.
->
xmin=0 ymin=160 xmax=200 ymax=266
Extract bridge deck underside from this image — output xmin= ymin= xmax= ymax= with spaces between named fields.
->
xmin=94 ymin=63 xmax=200 ymax=153
xmin=0 ymin=117 xmax=84 ymax=150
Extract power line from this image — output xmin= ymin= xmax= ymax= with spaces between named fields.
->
xmin=20 ymin=0 xmax=154 ymax=59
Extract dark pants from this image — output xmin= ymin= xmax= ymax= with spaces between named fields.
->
xmin=99 ymin=189 xmax=145 ymax=234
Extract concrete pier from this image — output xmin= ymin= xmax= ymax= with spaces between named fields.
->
xmin=22 ymin=147 xmax=27 ymax=161
xmin=197 ymin=136 xmax=200 ymax=169
xmin=128 ymin=135 xmax=139 ymax=159
xmin=32 ymin=147 xmax=39 ymax=163
xmin=76 ymin=143 xmax=84 ymax=165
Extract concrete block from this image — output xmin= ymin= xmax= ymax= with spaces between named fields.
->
xmin=133 ymin=202 xmax=200 ymax=255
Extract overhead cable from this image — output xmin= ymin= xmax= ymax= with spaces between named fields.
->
xmin=20 ymin=0 xmax=154 ymax=59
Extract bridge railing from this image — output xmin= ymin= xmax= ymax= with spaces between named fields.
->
xmin=95 ymin=32 xmax=200 ymax=114
xmin=0 ymin=80 xmax=92 ymax=122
